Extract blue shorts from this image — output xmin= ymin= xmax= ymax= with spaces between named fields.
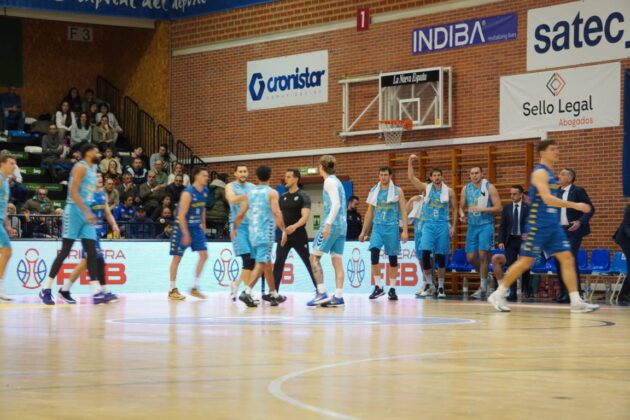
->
xmin=520 ymin=223 xmax=571 ymax=258
xmin=81 ymin=238 xmax=103 ymax=259
xmin=251 ymin=242 xmax=273 ymax=263
xmin=0 ymin=225 xmax=10 ymax=248
xmin=465 ymin=223 xmax=495 ymax=253
xmin=312 ymin=227 xmax=345 ymax=256
xmin=230 ymin=222 xmax=251 ymax=257
xmin=419 ymin=222 xmax=450 ymax=255
xmin=63 ymin=205 xmax=97 ymax=241
xmin=369 ymin=224 xmax=400 ymax=256
xmin=170 ymin=224 xmax=207 ymax=256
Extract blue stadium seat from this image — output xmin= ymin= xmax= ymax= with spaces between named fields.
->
xmin=577 ymin=249 xmax=589 ymax=274
xmin=609 ymin=252 xmax=628 ymax=275
xmin=530 ymin=254 xmax=549 ymax=274
xmin=447 ymin=249 xmax=473 ymax=272
xmin=584 ymin=249 xmax=611 ymax=274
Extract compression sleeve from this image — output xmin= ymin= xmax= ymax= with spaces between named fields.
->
xmin=324 ymin=177 xmax=340 ymax=225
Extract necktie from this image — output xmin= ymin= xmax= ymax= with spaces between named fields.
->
xmin=512 ymin=204 xmax=519 ymax=235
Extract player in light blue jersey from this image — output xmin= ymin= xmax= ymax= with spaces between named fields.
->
xmin=0 ymin=154 xmax=18 ymax=302
xmin=58 ymin=172 xmax=121 ymax=304
xmin=234 ymin=165 xmax=285 ymax=307
xmin=359 ymin=166 xmax=408 ymax=301
xmin=308 ymin=155 xmax=347 ymax=307
xmin=225 ymin=163 xmax=255 ymax=301
xmin=40 ymin=144 xmax=106 ymax=305
xmin=459 ymin=166 xmax=502 ymax=299
xmin=408 ymin=154 xmax=458 ymax=299
xmin=487 ymin=140 xmax=598 ymax=313
xmin=168 ymin=167 xmax=210 ymax=301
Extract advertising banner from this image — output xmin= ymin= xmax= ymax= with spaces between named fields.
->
xmin=500 ymin=62 xmax=620 ymax=133
xmin=527 ymin=0 xmax=630 ymax=71
xmin=246 ymin=50 xmax=328 ymax=111
xmin=5 ymin=240 xmax=425 ymax=296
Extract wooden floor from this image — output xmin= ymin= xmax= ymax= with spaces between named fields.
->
xmin=1 ymin=293 xmax=629 ymax=420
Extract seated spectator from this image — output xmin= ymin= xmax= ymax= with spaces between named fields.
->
xmin=53 ymin=207 xmax=63 ymax=237
xmin=95 ymin=103 xmax=123 ymax=140
xmin=206 ymin=173 xmax=229 ymax=237
xmin=129 ymin=206 xmax=155 ymax=239
xmin=166 ymin=174 xmax=185 ymax=203
xmin=105 ymin=161 xmax=122 ymax=186
xmin=151 ymin=195 xmax=173 ymax=221
xmin=150 ymin=144 xmax=176 ymax=174
xmin=104 ymin=177 xmax=120 ymax=209
xmin=127 ymin=157 xmax=148 ymax=186
xmin=70 ymin=112 xmax=92 ymax=149
xmin=23 ymin=188 xmax=54 ymax=214
xmin=121 ymin=146 xmax=149 ymax=171
xmin=99 ymin=147 xmax=121 ymax=173
xmin=41 ymin=124 xmax=68 ymax=182
xmin=154 ymin=207 xmax=173 ymax=234
xmin=0 ymin=149 xmax=28 ymax=207
xmin=93 ymin=115 xmax=117 ymax=152
xmin=56 ymin=101 xmax=76 ymax=140
xmin=0 ymin=84 xmax=25 ymax=132
xmin=155 ymin=222 xmax=173 ymax=240
xmin=153 ymin=159 xmax=168 ymax=185
xmin=117 ymin=172 xmax=140 ymax=204
xmin=87 ymin=102 xmax=99 ymax=126
xmin=7 ymin=203 xmax=20 ymax=237
xmin=62 ymin=87 xmax=82 ymax=114
xmin=113 ymin=195 xmax=136 ymax=237
xmin=81 ymin=88 xmax=107 ymax=112
xmin=139 ymin=171 xmax=166 ymax=215
xmin=22 ymin=210 xmax=53 ymax=238
xmin=167 ymin=162 xmax=190 ymax=186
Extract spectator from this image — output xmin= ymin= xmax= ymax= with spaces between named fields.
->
xmin=24 ymin=188 xmax=54 ymax=214
xmin=346 ymin=195 xmax=362 ymax=241
xmin=95 ymin=103 xmax=123 ymax=139
xmin=206 ymin=173 xmax=229 ymax=236
xmin=81 ymin=88 xmax=107 ymax=112
xmin=117 ymin=172 xmax=140 ymax=204
xmin=105 ymin=160 xmax=122 ymax=186
xmin=53 ymin=207 xmax=63 ymax=237
xmin=7 ymin=203 xmax=21 ymax=237
xmin=0 ymin=84 xmax=25 ymax=132
xmin=41 ymin=124 xmax=68 ymax=182
xmin=70 ymin=112 xmax=92 ymax=149
xmin=87 ymin=102 xmax=99 ymax=126
xmin=22 ymin=211 xmax=53 ymax=238
xmin=613 ymin=202 xmax=630 ymax=302
xmin=62 ymin=87 xmax=82 ymax=114
xmin=151 ymin=195 xmax=173 ymax=221
xmin=113 ymin=195 xmax=136 ymax=237
xmin=139 ymin=171 xmax=166 ymax=215
xmin=0 ymin=149 xmax=28 ymax=207
xmin=55 ymin=101 xmax=76 ymax=140
xmin=127 ymin=157 xmax=148 ymax=186
xmin=104 ymin=177 xmax=120 ymax=209
xmin=129 ymin=206 xmax=155 ymax=239
xmin=99 ymin=147 xmax=121 ymax=174
xmin=166 ymin=174 xmax=185 ymax=203
xmin=121 ymin=146 xmax=149 ymax=171
xmin=167 ymin=162 xmax=190 ymax=186
xmin=154 ymin=206 xmax=173 ymax=234
xmin=153 ymin=159 xmax=168 ymax=185
xmin=150 ymin=144 xmax=176 ymax=174
xmin=93 ymin=115 xmax=116 ymax=151
xmin=155 ymin=222 xmax=173 ymax=240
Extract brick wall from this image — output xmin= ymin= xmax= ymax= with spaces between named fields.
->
xmin=170 ymin=0 xmax=629 ymax=251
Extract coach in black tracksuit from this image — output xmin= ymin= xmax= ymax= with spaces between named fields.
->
xmin=273 ymin=169 xmax=317 ymax=292
xmin=499 ymin=185 xmax=530 ymax=300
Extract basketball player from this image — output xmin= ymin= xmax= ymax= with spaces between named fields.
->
xmin=0 ymin=154 xmax=17 ymax=302
xmin=459 ymin=166 xmax=502 ymax=299
xmin=406 ymin=192 xmax=425 ymax=285
xmin=273 ymin=169 xmax=316 ymax=296
xmin=308 ymin=155 xmax=347 ymax=307
xmin=225 ymin=164 xmax=255 ymax=301
xmin=58 ymin=172 xmax=121 ymax=304
xmin=407 ymin=155 xmax=458 ymax=299
xmin=39 ymin=143 xmax=105 ymax=305
xmin=168 ymin=167 xmax=210 ymax=300
xmin=234 ymin=165 xmax=285 ymax=307
xmin=487 ymin=140 xmax=598 ymax=313
xmin=359 ymin=166 xmax=408 ymax=301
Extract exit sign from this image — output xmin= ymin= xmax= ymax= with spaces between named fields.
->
xmin=357 ymin=8 xmax=370 ymax=31
xmin=67 ymin=26 xmax=93 ymax=42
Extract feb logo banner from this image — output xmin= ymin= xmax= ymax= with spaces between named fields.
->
xmin=499 ymin=62 xmax=620 ymax=133
xmin=247 ymin=50 xmax=328 ymax=111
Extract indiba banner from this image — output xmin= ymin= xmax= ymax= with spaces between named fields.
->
xmin=5 ymin=240 xmax=425 ymax=296
xmin=499 ymin=62 xmax=620 ymax=133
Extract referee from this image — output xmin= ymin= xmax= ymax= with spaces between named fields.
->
xmin=273 ymin=169 xmax=316 ymax=292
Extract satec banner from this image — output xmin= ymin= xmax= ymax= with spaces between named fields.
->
xmin=500 ymin=62 xmax=620 ymax=133
xmin=5 ymin=240 xmax=425 ymax=296
xmin=527 ymin=0 xmax=630 ymax=71
xmin=246 ymin=50 xmax=328 ymax=111
xmin=412 ymin=12 xmax=517 ymax=55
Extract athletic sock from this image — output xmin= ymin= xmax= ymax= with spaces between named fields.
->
xmin=374 ymin=275 xmax=382 ymax=288
xmin=569 ymin=291 xmax=581 ymax=304
xmin=271 ymin=290 xmax=279 ymax=298
xmin=245 ymin=286 xmax=252 ymax=295
xmin=497 ymin=284 xmax=508 ymax=297
xmin=480 ymin=277 xmax=488 ymax=290
xmin=44 ymin=277 xmax=55 ymax=290
xmin=90 ymin=281 xmax=100 ymax=295
xmin=316 ymin=283 xmax=326 ymax=294
xmin=169 ymin=281 xmax=176 ymax=290
xmin=193 ymin=277 xmax=200 ymax=289
xmin=101 ymin=285 xmax=109 ymax=293
xmin=438 ymin=278 xmax=445 ymax=288
xmin=424 ymin=273 xmax=433 ymax=287
xmin=335 ymin=288 xmax=343 ymax=298
xmin=61 ymin=278 xmax=72 ymax=292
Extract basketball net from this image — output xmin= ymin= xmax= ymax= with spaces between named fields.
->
xmin=379 ymin=120 xmax=413 ymax=148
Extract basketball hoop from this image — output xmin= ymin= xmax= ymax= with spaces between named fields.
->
xmin=378 ymin=119 xmax=413 ymax=147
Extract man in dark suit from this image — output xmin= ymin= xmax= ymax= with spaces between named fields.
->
xmin=498 ymin=185 xmax=530 ymax=301
xmin=555 ymin=168 xmax=595 ymax=302
xmin=613 ymin=203 xmax=630 ymax=302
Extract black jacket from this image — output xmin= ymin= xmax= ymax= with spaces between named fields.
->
xmin=557 ymin=184 xmax=595 ymax=238
xmin=499 ymin=202 xmax=529 ymax=246
xmin=614 ymin=204 xmax=630 ymax=249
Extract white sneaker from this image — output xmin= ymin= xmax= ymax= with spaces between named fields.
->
xmin=0 ymin=293 xmax=12 ymax=302
xmin=230 ymin=281 xmax=239 ymax=302
xmin=470 ymin=289 xmax=486 ymax=299
xmin=570 ymin=300 xmax=600 ymax=313
xmin=488 ymin=290 xmax=511 ymax=312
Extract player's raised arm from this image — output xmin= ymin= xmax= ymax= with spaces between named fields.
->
xmin=407 ymin=154 xmax=427 ymax=193
xmin=531 ymin=169 xmax=591 ymax=213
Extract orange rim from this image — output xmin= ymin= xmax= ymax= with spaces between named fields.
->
xmin=378 ymin=119 xmax=413 ymax=130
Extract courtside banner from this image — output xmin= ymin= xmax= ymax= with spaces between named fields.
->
xmin=499 ymin=62 xmax=620 ymax=133
xmin=5 ymin=240 xmax=424 ymax=296
xmin=247 ymin=50 xmax=328 ymax=111
xmin=527 ymin=0 xmax=630 ymax=71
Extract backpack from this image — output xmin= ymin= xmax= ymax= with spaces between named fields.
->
xmin=206 ymin=185 xmax=217 ymax=209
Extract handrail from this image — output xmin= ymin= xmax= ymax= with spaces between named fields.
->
xmin=96 ymin=76 xmax=121 ymax=116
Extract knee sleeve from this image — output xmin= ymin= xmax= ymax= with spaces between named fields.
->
xmin=370 ymin=248 xmax=380 ymax=266
xmin=241 ymin=254 xmax=255 ymax=271
xmin=422 ymin=250 xmax=432 ymax=269
xmin=48 ymin=238 xmax=75 ymax=278
xmin=435 ymin=254 xmax=446 ymax=268
xmin=388 ymin=255 xmax=398 ymax=267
